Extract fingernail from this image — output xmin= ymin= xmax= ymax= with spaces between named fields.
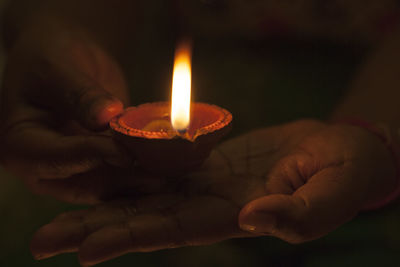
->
xmin=240 ymin=211 xmax=276 ymax=234
xmin=33 ymin=254 xmax=45 ymax=260
xmin=240 ymin=224 xmax=257 ymax=232
xmin=96 ymin=100 xmax=123 ymax=126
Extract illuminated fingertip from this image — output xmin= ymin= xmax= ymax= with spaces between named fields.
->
xmin=96 ymin=100 xmax=124 ymax=126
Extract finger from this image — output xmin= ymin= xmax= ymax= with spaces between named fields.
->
xmin=52 ymin=209 xmax=91 ymax=222
xmin=31 ymin=166 xmax=120 ymax=204
xmin=32 ymin=167 xmax=167 ymax=204
xmin=78 ymin=196 xmax=240 ymax=266
xmin=78 ymin=214 xmax=182 ymax=266
xmin=31 ymin=209 xmax=132 ymax=260
xmin=30 ymin=194 xmax=184 ymax=260
xmin=31 ymin=66 xmax=124 ymax=130
xmin=239 ymin=165 xmax=363 ymax=244
xmin=31 ymin=209 xmax=133 ymax=260
xmin=4 ymin=64 xmax=124 ymax=131
xmin=7 ymin=35 xmax=129 ymax=130
xmin=31 ymin=196 xmax=240 ymax=265
xmin=263 ymin=151 xmax=319 ymax=195
xmin=1 ymin=118 xmax=129 ymax=179
xmin=50 ymin=194 xmax=178 ymax=223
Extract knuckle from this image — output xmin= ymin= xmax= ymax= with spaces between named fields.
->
xmin=70 ymin=187 xmax=89 ymax=204
xmin=120 ymin=204 xmax=138 ymax=217
xmin=26 ymin=180 xmax=47 ymax=196
xmin=286 ymin=215 xmax=323 ymax=244
xmin=35 ymin=160 xmax=71 ymax=179
xmin=74 ymin=88 xmax=114 ymax=127
xmin=53 ymin=212 xmax=72 ymax=221
xmin=75 ymin=87 xmax=111 ymax=110
xmin=275 ymin=212 xmax=313 ymax=244
xmin=286 ymin=224 xmax=312 ymax=244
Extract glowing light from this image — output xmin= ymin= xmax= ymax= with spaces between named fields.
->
xmin=171 ymin=40 xmax=192 ymax=131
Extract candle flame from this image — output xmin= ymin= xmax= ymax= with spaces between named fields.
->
xmin=171 ymin=40 xmax=192 ymax=132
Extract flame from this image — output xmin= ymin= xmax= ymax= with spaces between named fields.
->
xmin=171 ymin=40 xmax=192 ymax=132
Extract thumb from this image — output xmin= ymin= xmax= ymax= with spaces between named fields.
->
xmin=45 ymin=70 xmax=124 ymax=130
xmin=68 ymin=84 xmax=124 ymax=130
xmin=239 ymin=170 xmax=363 ymax=244
xmin=13 ymin=48 xmax=127 ymax=130
xmin=239 ymin=194 xmax=316 ymax=244
xmin=17 ymin=65 xmax=125 ymax=130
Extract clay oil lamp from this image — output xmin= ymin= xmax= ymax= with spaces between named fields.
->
xmin=110 ymin=40 xmax=232 ymax=176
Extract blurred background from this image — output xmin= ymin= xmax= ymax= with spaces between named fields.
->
xmin=1 ymin=1 xmax=400 ymax=266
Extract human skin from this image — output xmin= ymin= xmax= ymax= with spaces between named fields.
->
xmin=30 ymin=120 xmax=396 ymax=266
xmin=1 ymin=1 xmax=400 ymax=266
xmin=0 ymin=1 xmax=138 ymax=204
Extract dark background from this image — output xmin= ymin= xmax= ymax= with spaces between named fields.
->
xmin=1 ymin=1 xmax=400 ymax=266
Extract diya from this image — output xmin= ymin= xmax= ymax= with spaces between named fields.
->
xmin=110 ymin=40 xmax=232 ymax=176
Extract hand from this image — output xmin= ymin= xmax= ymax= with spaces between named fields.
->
xmin=0 ymin=18 xmax=131 ymax=204
xmin=30 ymin=120 xmax=397 ymax=265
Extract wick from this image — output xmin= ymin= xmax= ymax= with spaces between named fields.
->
xmin=175 ymin=127 xmax=190 ymax=139
xmin=177 ymin=129 xmax=188 ymax=135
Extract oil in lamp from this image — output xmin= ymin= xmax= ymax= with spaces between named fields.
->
xmin=110 ymin=40 xmax=232 ymax=176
